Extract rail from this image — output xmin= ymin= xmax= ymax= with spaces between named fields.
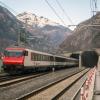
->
xmin=17 ymin=68 xmax=89 ymax=100
xmin=0 ymin=72 xmax=49 ymax=87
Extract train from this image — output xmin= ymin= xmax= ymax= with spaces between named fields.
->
xmin=2 ymin=47 xmax=78 ymax=74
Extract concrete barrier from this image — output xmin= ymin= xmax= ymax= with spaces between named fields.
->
xmin=80 ymin=67 xmax=96 ymax=100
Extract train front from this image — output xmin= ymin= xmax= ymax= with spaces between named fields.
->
xmin=2 ymin=47 xmax=25 ymax=73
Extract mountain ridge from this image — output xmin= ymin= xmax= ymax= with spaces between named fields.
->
xmin=17 ymin=12 xmax=60 ymax=27
xmin=60 ymin=12 xmax=100 ymax=52
xmin=0 ymin=6 xmax=72 ymax=54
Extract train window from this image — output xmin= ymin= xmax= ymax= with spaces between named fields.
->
xmin=38 ymin=55 xmax=40 ymax=61
xmin=47 ymin=56 xmax=49 ymax=61
xmin=45 ymin=56 xmax=47 ymax=61
xmin=47 ymin=56 xmax=50 ymax=61
xmin=36 ymin=54 xmax=38 ymax=61
xmin=24 ymin=51 xmax=28 ymax=56
xmin=41 ymin=55 xmax=43 ymax=61
xmin=31 ymin=53 xmax=38 ymax=61
xmin=40 ymin=55 xmax=42 ymax=61
xmin=60 ymin=58 xmax=65 ymax=62
xmin=38 ymin=54 xmax=41 ymax=61
xmin=31 ymin=54 xmax=51 ymax=61
xmin=46 ymin=56 xmax=48 ymax=61
xmin=41 ymin=55 xmax=46 ymax=61
xmin=4 ymin=50 xmax=24 ymax=57
xmin=50 ymin=56 xmax=54 ymax=61
xmin=55 ymin=57 xmax=59 ymax=62
xmin=34 ymin=54 xmax=36 ymax=61
xmin=55 ymin=57 xmax=65 ymax=62
xmin=44 ymin=56 xmax=45 ymax=61
xmin=44 ymin=56 xmax=46 ymax=61
xmin=49 ymin=56 xmax=51 ymax=61
xmin=42 ymin=55 xmax=44 ymax=61
xmin=31 ymin=53 xmax=34 ymax=60
xmin=34 ymin=54 xmax=39 ymax=61
xmin=44 ymin=55 xmax=46 ymax=61
xmin=43 ymin=55 xmax=45 ymax=61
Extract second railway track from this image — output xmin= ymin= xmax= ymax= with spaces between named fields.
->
xmin=17 ymin=68 xmax=89 ymax=100
xmin=0 ymin=67 xmax=86 ymax=100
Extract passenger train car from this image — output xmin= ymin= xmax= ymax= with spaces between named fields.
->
xmin=2 ymin=47 xmax=78 ymax=73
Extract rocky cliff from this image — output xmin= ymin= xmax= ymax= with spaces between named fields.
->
xmin=60 ymin=12 xmax=100 ymax=52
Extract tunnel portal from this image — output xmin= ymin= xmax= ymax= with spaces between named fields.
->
xmin=81 ymin=51 xmax=99 ymax=68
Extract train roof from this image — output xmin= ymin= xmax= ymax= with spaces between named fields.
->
xmin=5 ymin=47 xmax=54 ymax=56
xmin=26 ymin=48 xmax=53 ymax=56
xmin=66 ymin=57 xmax=79 ymax=61
xmin=54 ymin=55 xmax=78 ymax=60
xmin=54 ymin=55 xmax=67 ymax=59
xmin=5 ymin=47 xmax=77 ymax=60
xmin=6 ymin=47 xmax=25 ymax=51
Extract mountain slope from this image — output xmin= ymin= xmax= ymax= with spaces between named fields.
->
xmin=0 ymin=6 xmax=72 ymax=53
xmin=0 ymin=6 xmax=21 ymax=51
xmin=17 ymin=12 xmax=72 ymax=53
xmin=60 ymin=12 xmax=100 ymax=51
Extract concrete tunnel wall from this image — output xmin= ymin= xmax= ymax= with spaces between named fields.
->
xmin=81 ymin=51 xmax=99 ymax=68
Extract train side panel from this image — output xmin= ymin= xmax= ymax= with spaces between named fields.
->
xmin=23 ymin=50 xmax=55 ymax=68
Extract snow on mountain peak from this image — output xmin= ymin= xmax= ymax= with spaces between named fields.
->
xmin=17 ymin=12 xmax=59 ymax=27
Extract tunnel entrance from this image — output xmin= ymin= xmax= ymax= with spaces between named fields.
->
xmin=81 ymin=51 xmax=99 ymax=68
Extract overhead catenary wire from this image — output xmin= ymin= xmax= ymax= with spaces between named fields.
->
xmin=94 ymin=0 xmax=98 ymax=11
xmin=55 ymin=0 xmax=74 ymax=25
xmin=90 ymin=0 xmax=98 ymax=16
xmin=45 ymin=0 xmax=67 ymax=26
xmin=0 ymin=1 xmax=18 ymax=15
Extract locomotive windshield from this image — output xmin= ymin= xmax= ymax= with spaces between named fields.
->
xmin=4 ymin=50 xmax=24 ymax=57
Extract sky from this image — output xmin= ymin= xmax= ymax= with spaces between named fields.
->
xmin=0 ymin=0 xmax=100 ymax=29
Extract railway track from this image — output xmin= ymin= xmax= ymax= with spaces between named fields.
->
xmin=0 ymin=67 xmax=85 ymax=100
xmin=0 ymin=72 xmax=49 ymax=87
xmin=0 ymin=74 xmax=31 ymax=82
xmin=17 ymin=68 xmax=89 ymax=100
xmin=0 ymin=73 xmax=16 ymax=82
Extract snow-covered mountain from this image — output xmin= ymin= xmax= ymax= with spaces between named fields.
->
xmin=0 ymin=6 xmax=72 ymax=54
xmin=16 ymin=12 xmax=72 ymax=54
xmin=17 ymin=12 xmax=59 ymax=27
